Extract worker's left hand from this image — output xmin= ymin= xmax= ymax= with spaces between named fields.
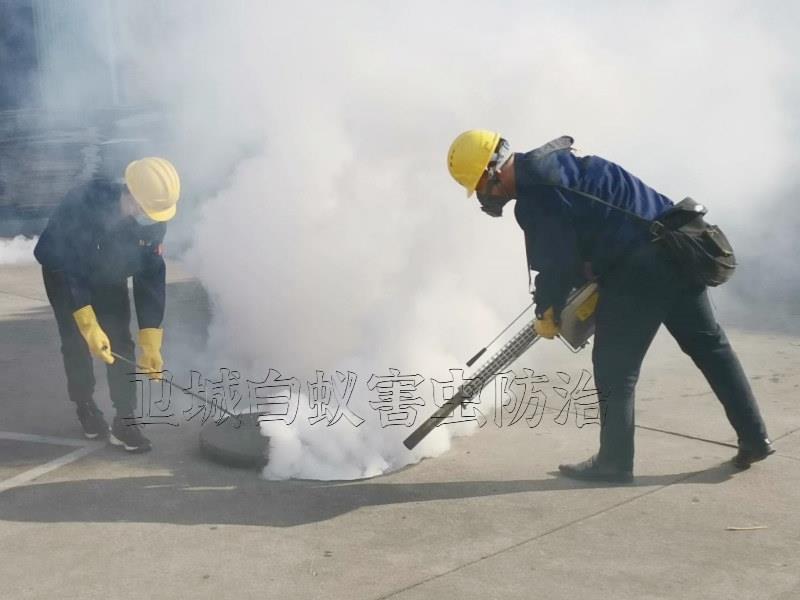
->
xmin=534 ymin=307 xmax=560 ymax=339
xmin=138 ymin=328 xmax=164 ymax=380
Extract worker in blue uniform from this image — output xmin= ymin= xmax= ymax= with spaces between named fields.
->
xmin=34 ymin=158 xmax=180 ymax=452
xmin=447 ymin=131 xmax=773 ymax=482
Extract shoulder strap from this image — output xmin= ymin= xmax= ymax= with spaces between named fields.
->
xmin=530 ymin=136 xmax=575 ymax=159
xmin=548 ymin=183 xmax=652 ymax=225
xmin=521 ymin=146 xmax=661 ymax=296
xmin=524 ymin=136 xmax=653 ymax=227
xmin=549 ymin=183 xmax=669 ymax=237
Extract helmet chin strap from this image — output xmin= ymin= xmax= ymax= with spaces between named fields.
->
xmin=476 ymin=139 xmax=514 ymax=217
xmin=134 ymin=211 xmax=158 ymax=226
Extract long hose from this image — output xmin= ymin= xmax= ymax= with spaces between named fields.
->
xmin=110 ymin=351 xmax=242 ymax=421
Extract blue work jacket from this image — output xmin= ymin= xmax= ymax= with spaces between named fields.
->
xmin=513 ymin=137 xmax=674 ymax=315
xmin=34 ymin=179 xmax=167 ymax=329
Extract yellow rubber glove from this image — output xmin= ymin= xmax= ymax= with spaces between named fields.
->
xmin=534 ymin=307 xmax=560 ymax=340
xmin=138 ymin=328 xmax=164 ymax=380
xmin=73 ymin=305 xmax=114 ymax=364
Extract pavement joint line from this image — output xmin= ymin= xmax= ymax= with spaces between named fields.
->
xmin=539 ymin=403 xmax=738 ymax=449
xmin=0 ymin=288 xmax=48 ymax=303
xmin=0 ymin=444 xmax=100 ymax=494
xmin=375 ymin=468 xmax=720 ymax=600
xmin=632 ymin=424 xmax=737 ymax=449
xmin=776 ymin=454 xmax=800 ymax=463
xmin=773 ymin=426 xmax=800 ymax=443
xmin=0 ymin=431 xmax=91 ymax=447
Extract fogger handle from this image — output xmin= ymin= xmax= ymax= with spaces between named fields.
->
xmin=402 ymin=282 xmax=600 ymax=450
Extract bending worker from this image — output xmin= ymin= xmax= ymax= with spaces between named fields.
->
xmin=447 ymin=131 xmax=773 ymax=483
xmin=34 ymin=158 xmax=181 ymax=453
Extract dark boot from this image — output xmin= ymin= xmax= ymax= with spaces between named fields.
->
xmin=109 ymin=416 xmax=152 ymax=453
xmin=732 ymin=438 xmax=775 ymax=469
xmin=75 ymin=401 xmax=110 ymax=440
xmin=558 ymin=455 xmax=633 ymax=484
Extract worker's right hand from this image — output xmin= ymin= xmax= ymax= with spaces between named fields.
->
xmin=72 ymin=305 xmax=115 ymax=364
xmin=534 ymin=307 xmax=561 ymax=340
xmin=138 ymin=328 xmax=164 ymax=381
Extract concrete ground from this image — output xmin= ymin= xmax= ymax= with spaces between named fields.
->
xmin=1 ymin=260 xmax=799 ymax=600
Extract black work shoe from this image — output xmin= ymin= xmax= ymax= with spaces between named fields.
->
xmin=76 ymin=402 xmax=110 ymax=440
xmin=558 ymin=455 xmax=633 ymax=484
xmin=732 ymin=439 xmax=775 ymax=469
xmin=109 ymin=417 xmax=152 ymax=453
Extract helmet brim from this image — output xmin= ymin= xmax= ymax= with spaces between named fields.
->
xmin=139 ymin=201 xmax=176 ymax=222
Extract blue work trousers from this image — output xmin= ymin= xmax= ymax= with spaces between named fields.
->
xmin=42 ymin=268 xmax=137 ymax=415
xmin=592 ymin=243 xmax=769 ymax=470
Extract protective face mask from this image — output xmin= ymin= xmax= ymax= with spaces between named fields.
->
xmin=476 ymin=192 xmax=506 ymax=217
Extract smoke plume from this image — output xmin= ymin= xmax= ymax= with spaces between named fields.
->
xmin=30 ymin=0 xmax=800 ymax=478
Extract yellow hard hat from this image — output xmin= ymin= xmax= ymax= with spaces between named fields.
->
xmin=124 ymin=157 xmax=181 ymax=222
xmin=447 ymin=129 xmax=501 ymax=197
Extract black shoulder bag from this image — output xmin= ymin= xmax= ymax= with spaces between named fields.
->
xmin=550 ymin=186 xmax=737 ymax=287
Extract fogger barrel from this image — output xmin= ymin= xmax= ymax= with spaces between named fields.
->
xmin=402 ymin=282 xmax=598 ymax=450
xmin=403 ymin=318 xmax=539 ymax=449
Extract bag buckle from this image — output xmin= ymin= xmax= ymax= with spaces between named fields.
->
xmin=649 ymin=221 xmax=665 ymax=237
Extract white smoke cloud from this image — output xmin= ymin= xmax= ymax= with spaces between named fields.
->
xmin=48 ymin=0 xmax=797 ymax=478
xmin=0 ymin=236 xmax=37 ymax=265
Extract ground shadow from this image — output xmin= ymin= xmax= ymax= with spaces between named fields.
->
xmin=0 ymin=451 xmax=740 ymax=528
xmin=0 ymin=270 xmax=753 ymax=530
